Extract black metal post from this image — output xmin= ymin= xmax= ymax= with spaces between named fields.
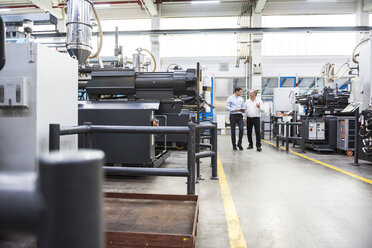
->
xmin=301 ymin=122 xmax=305 ymax=153
xmin=269 ymin=115 xmax=272 ymax=140
xmin=49 ymin=124 xmax=60 ymax=152
xmin=196 ymin=128 xmax=203 ymax=180
xmin=187 ymin=123 xmax=196 ymax=195
xmin=39 ymin=150 xmax=104 ymax=248
xmin=82 ymin=122 xmax=92 ymax=149
xmin=281 ymin=124 xmax=285 ymax=146
xmin=276 ymin=123 xmax=279 ymax=148
xmin=354 ymin=107 xmax=359 ymax=166
xmin=261 ymin=121 xmax=265 ymax=140
xmin=285 ymin=122 xmax=289 ymax=152
xmin=211 ymin=122 xmax=218 ymax=180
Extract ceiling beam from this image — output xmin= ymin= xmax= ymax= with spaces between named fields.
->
xmin=255 ymin=0 xmax=267 ymax=14
xmin=30 ymin=0 xmax=63 ymax=19
xmin=141 ymin=0 xmax=158 ymax=16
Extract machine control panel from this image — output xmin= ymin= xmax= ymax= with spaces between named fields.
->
xmin=0 ymin=76 xmax=29 ymax=108
xmin=308 ymin=121 xmax=325 ymax=140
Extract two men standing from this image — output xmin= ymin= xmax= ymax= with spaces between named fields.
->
xmin=226 ymin=88 xmax=263 ymax=152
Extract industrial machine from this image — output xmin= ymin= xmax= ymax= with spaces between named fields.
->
xmin=78 ymin=67 xmax=198 ymax=167
xmin=0 ymin=16 xmax=78 ymax=172
xmin=296 ymin=87 xmax=352 ymax=152
xmin=296 ymin=87 xmax=350 ymax=117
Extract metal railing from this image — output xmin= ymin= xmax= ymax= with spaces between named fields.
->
xmin=49 ymin=122 xmax=218 ymax=195
xmin=261 ymin=119 xmax=272 ymax=140
xmin=276 ymin=122 xmax=305 ymax=153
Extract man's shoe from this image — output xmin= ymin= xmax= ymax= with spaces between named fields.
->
xmin=238 ymin=146 xmax=243 ymax=151
xmin=257 ymin=147 xmax=262 ymax=152
xmin=233 ymin=147 xmax=237 ymax=151
xmin=247 ymin=146 xmax=253 ymax=149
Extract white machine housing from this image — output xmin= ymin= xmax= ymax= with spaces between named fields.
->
xmin=273 ymin=87 xmax=299 ymax=114
xmin=0 ymin=42 xmax=78 ymax=172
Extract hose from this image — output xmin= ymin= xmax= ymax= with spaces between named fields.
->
xmin=141 ymin=48 xmax=157 ymax=72
xmin=321 ymin=62 xmax=350 ymax=81
xmin=352 ymin=37 xmax=370 ymax=64
xmin=89 ymin=3 xmax=103 ymax=59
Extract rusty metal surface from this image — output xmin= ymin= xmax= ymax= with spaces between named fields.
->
xmin=104 ymin=198 xmax=196 ymax=235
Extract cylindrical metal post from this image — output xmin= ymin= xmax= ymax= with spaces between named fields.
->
xmin=39 ymin=150 xmax=104 ymax=248
xmin=354 ymin=107 xmax=359 ymax=166
xmin=82 ymin=122 xmax=92 ymax=149
xmin=49 ymin=124 xmax=61 ymax=151
xmin=285 ymin=122 xmax=289 ymax=152
xmin=0 ymin=173 xmax=42 ymax=233
xmin=187 ymin=123 xmax=196 ymax=195
xmin=211 ymin=122 xmax=218 ymax=180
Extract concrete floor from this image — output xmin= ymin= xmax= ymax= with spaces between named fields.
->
xmin=3 ymin=134 xmax=372 ymax=248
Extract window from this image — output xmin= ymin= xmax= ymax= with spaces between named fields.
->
xmin=92 ymin=19 xmax=152 ymax=57
xmin=261 ymin=77 xmax=278 ymax=96
xmin=316 ymin=77 xmax=351 ymax=93
xmin=262 ymin=15 xmax=356 ymax=56
xmin=161 ymin=17 xmax=238 ymax=29
xmin=159 ymin=34 xmax=237 ymax=57
xmin=280 ymin=77 xmax=296 ymax=87
xmin=298 ymin=77 xmax=315 ymax=95
xmin=160 ymin=17 xmax=238 ymax=57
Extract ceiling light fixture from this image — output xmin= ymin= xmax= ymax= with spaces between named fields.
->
xmin=0 ymin=8 xmax=11 ymax=12
xmin=94 ymin=4 xmax=111 ymax=8
xmin=191 ymin=1 xmax=221 ymax=4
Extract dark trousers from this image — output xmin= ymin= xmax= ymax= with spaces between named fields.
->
xmin=247 ymin=117 xmax=261 ymax=148
xmin=230 ymin=114 xmax=244 ymax=148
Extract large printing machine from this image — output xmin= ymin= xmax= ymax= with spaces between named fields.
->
xmin=295 ymin=87 xmax=357 ymax=153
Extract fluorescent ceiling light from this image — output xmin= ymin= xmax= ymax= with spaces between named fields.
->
xmin=0 ymin=8 xmax=11 ymax=12
xmin=191 ymin=1 xmax=220 ymax=4
xmin=94 ymin=4 xmax=111 ymax=8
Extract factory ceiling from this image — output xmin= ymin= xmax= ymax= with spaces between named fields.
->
xmin=0 ymin=0 xmax=364 ymax=20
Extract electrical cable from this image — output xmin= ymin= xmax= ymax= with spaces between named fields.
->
xmin=352 ymin=37 xmax=370 ymax=64
xmin=141 ymin=48 xmax=157 ymax=72
xmin=89 ymin=3 xmax=103 ymax=59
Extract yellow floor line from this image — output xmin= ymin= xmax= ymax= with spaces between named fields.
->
xmin=262 ymin=139 xmax=372 ymax=185
xmin=217 ymin=154 xmax=247 ymax=248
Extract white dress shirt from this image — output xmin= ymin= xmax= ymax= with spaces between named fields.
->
xmin=245 ymin=98 xmax=264 ymax=118
xmin=226 ymin=94 xmax=245 ymax=115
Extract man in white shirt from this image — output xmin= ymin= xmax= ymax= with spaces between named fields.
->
xmin=245 ymin=89 xmax=264 ymax=152
xmin=226 ymin=87 xmax=245 ymax=151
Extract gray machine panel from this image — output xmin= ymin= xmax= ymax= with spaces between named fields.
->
xmin=337 ymin=116 xmax=356 ymax=152
xmin=78 ymin=101 xmax=158 ymax=166
xmin=0 ymin=42 xmax=78 ymax=172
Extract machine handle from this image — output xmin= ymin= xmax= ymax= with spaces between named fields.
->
xmin=0 ymin=16 xmax=5 ymax=71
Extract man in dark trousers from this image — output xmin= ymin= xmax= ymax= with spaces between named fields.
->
xmin=226 ymin=87 xmax=245 ymax=150
xmin=245 ymin=89 xmax=264 ymax=152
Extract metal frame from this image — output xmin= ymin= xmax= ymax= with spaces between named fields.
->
xmin=276 ymin=122 xmax=305 ymax=153
xmin=49 ymin=122 xmax=219 ymax=195
xmin=32 ymin=26 xmax=372 ymax=38
xmin=261 ymin=115 xmax=272 ymax=140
